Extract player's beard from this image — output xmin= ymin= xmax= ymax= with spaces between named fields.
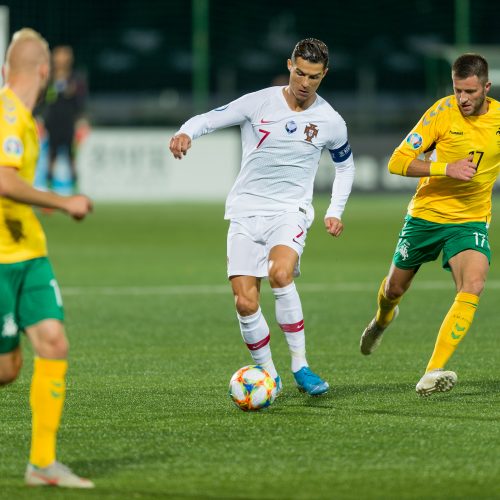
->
xmin=460 ymin=90 xmax=487 ymax=117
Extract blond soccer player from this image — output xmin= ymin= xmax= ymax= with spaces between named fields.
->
xmin=360 ymin=53 xmax=500 ymax=396
xmin=0 ymin=29 xmax=93 ymax=487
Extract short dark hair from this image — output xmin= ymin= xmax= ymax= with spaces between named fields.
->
xmin=291 ymin=38 xmax=329 ymax=69
xmin=452 ymin=53 xmax=489 ymax=83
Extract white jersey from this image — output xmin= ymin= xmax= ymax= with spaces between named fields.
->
xmin=177 ymin=86 xmax=355 ymax=222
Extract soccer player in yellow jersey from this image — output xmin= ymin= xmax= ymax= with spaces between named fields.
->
xmin=360 ymin=53 xmax=500 ymax=396
xmin=0 ymin=29 xmax=93 ymax=487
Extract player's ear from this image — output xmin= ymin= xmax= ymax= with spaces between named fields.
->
xmin=40 ymin=62 xmax=50 ymax=82
xmin=287 ymin=59 xmax=292 ymax=72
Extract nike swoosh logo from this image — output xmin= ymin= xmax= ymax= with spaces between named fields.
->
xmin=455 ymin=323 xmax=466 ymax=332
xmin=260 ymin=119 xmax=272 ymax=124
xmin=451 ymin=331 xmax=462 ymax=340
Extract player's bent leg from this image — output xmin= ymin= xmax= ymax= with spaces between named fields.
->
xmin=0 ymin=347 xmax=23 ymax=386
xmin=416 ymin=369 xmax=457 ymax=396
xmin=360 ymin=266 xmax=415 ymax=355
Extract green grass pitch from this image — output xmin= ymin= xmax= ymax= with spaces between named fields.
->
xmin=1 ymin=194 xmax=499 ymax=499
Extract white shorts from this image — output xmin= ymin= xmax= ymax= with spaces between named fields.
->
xmin=227 ymin=211 xmax=309 ymax=279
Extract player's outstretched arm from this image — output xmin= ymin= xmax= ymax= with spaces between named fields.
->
xmin=0 ymin=166 xmax=92 ymax=220
xmin=169 ymin=133 xmax=192 ymax=159
xmin=324 ymin=217 xmax=344 ymax=237
xmin=402 ymin=156 xmax=476 ymax=181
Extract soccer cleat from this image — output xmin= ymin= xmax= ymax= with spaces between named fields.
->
xmin=293 ymin=366 xmax=329 ymax=396
xmin=275 ymin=376 xmax=283 ymax=397
xmin=416 ymin=369 xmax=457 ymax=396
xmin=25 ymin=462 xmax=94 ymax=488
xmin=360 ymin=306 xmax=399 ymax=355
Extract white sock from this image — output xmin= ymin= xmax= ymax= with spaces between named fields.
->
xmin=272 ymin=282 xmax=308 ymax=373
xmin=237 ymin=308 xmax=278 ymax=378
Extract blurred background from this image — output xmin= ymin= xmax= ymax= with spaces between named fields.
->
xmin=1 ymin=0 xmax=499 ymax=199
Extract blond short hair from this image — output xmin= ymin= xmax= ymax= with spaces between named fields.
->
xmin=11 ymin=28 xmax=49 ymax=50
xmin=5 ymin=27 xmax=50 ymax=74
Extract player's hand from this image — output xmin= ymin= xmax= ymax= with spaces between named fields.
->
xmin=63 ymin=194 xmax=93 ymax=221
xmin=324 ymin=217 xmax=343 ymax=237
xmin=169 ymin=133 xmax=191 ymax=159
xmin=446 ymin=155 xmax=477 ymax=181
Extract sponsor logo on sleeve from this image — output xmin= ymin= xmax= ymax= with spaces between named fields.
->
xmin=3 ymin=136 xmax=23 ymax=157
xmin=405 ymin=132 xmax=423 ymax=150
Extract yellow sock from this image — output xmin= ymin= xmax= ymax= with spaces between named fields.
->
xmin=29 ymin=357 xmax=68 ymax=468
xmin=375 ymin=277 xmax=402 ymax=326
xmin=426 ymin=292 xmax=479 ymax=373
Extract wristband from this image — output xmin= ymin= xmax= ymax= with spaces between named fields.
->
xmin=429 ymin=162 xmax=447 ymax=176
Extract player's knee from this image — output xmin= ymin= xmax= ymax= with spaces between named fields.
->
xmin=268 ymin=267 xmax=292 ymax=289
xmin=42 ymin=334 xmax=69 ymax=359
xmin=30 ymin=322 xmax=69 ymax=359
xmin=0 ymin=360 xmax=22 ymax=386
xmin=459 ymin=279 xmax=485 ymax=297
xmin=234 ymin=295 xmax=259 ymax=317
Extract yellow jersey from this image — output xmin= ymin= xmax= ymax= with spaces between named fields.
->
xmin=388 ymin=95 xmax=500 ymax=224
xmin=0 ymin=87 xmax=47 ymax=263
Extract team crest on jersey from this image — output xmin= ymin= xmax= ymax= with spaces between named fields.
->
xmin=304 ymin=123 xmax=318 ymax=143
xmin=3 ymin=136 xmax=23 ymax=157
xmin=405 ymin=132 xmax=423 ymax=150
xmin=286 ymin=120 xmax=297 ymax=134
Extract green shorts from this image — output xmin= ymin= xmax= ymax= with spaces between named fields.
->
xmin=0 ymin=257 xmax=64 ymax=354
xmin=393 ymin=215 xmax=491 ymax=271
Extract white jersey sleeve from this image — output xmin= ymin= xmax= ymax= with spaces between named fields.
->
xmin=325 ymin=137 xmax=355 ymax=220
xmin=325 ymin=155 xmax=355 ymax=219
xmin=176 ymin=94 xmax=255 ymax=139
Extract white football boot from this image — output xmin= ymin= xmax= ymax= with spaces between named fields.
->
xmin=415 ymin=369 xmax=457 ymax=396
xmin=25 ymin=461 xmax=94 ymax=488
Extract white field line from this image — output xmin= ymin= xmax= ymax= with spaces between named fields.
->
xmin=61 ymin=280 xmax=500 ymax=296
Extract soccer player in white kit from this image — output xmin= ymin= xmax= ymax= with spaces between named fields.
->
xmin=170 ymin=39 xmax=355 ymax=396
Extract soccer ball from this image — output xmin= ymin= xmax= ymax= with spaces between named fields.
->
xmin=228 ymin=365 xmax=277 ymax=411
